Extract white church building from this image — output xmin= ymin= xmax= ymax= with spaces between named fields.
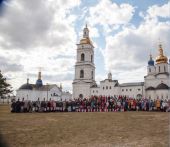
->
xmin=72 ymin=25 xmax=170 ymax=100
xmin=16 ymin=71 xmax=72 ymax=101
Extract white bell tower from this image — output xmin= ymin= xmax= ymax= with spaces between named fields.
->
xmin=72 ymin=25 xmax=96 ymax=99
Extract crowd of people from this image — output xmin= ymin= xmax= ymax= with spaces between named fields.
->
xmin=11 ymin=95 xmax=170 ymax=113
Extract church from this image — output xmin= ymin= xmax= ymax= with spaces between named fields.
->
xmin=72 ymin=25 xmax=170 ymax=100
xmin=16 ymin=71 xmax=72 ymax=101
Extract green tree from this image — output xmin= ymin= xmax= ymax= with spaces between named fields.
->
xmin=0 ymin=70 xmax=13 ymax=99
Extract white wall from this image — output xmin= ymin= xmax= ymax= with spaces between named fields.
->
xmin=73 ymin=82 xmax=91 ymax=98
xmin=15 ymin=86 xmax=72 ymax=101
xmin=61 ymin=92 xmax=72 ymax=101
xmin=120 ymin=86 xmax=144 ymax=98
xmin=99 ymin=80 xmax=119 ymax=97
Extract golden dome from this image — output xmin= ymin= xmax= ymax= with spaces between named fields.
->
xmin=156 ymin=44 xmax=168 ymax=64
xmin=80 ymin=37 xmax=93 ymax=45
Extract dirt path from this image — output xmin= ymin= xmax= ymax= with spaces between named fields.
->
xmin=0 ymin=104 xmax=169 ymax=147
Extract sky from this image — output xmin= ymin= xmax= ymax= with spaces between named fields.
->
xmin=0 ymin=0 xmax=170 ymax=94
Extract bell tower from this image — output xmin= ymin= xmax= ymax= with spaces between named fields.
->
xmin=72 ymin=25 xmax=96 ymax=99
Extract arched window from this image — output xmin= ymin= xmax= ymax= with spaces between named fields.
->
xmin=80 ymin=70 xmax=84 ymax=78
xmin=91 ymin=55 xmax=93 ymax=62
xmin=91 ymin=71 xmax=93 ymax=79
xmin=159 ymin=66 xmax=160 ymax=72
xmin=81 ymin=53 xmax=85 ymax=61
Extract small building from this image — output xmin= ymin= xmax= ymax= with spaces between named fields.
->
xmin=16 ymin=71 xmax=72 ymax=101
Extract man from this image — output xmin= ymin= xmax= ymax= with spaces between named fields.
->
xmin=36 ymin=98 xmax=41 ymax=112
xmin=15 ymin=99 xmax=21 ymax=113
xmin=11 ymin=99 xmax=16 ymax=112
xmin=156 ymin=98 xmax=161 ymax=111
xmin=41 ymin=98 xmax=46 ymax=112
xmin=20 ymin=98 xmax=25 ymax=112
xmin=23 ymin=100 xmax=28 ymax=112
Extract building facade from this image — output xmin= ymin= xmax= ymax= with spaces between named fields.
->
xmin=16 ymin=71 xmax=72 ymax=101
xmin=144 ymin=44 xmax=170 ymax=99
xmin=73 ymin=25 xmax=170 ymax=100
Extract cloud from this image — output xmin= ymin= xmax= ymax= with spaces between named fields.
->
xmin=0 ymin=0 xmax=80 ymax=50
xmin=147 ymin=2 xmax=170 ymax=19
xmin=0 ymin=0 xmax=80 ymax=92
xmin=86 ymin=0 xmax=135 ymax=32
xmin=0 ymin=56 xmax=23 ymax=72
xmin=103 ymin=2 xmax=170 ymax=82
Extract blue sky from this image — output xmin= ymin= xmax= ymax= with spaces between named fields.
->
xmin=0 ymin=0 xmax=169 ymax=94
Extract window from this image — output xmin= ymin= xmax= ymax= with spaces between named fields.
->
xmin=110 ymin=86 xmax=111 ymax=89
xmin=159 ymin=66 xmax=160 ymax=72
xmin=91 ymin=71 xmax=93 ymax=79
xmin=149 ymin=68 xmax=151 ymax=72
xmin=138 ymin=89 xmax=141 ymax=91
xmin=81 ymin=53 xmax=85 ymax=61
xmin=91 ymin=55 xmax=93 ymax=62
xmin=164 ymin=66 xmax=166 ymax=72
xmin=103 ymin=87 xmax=105 ymax=90
xmin=96 ymin=90 xmax=98 ymax=93
xmin=93 ymin=90 xmax=94 ymax=93
xmin=80 ymin=70 xmax=84 ymax=78
xmin=122 ymin=89 xmax=124 ymax=91
xmin=106 ymin=86 xmax=108 ymax=89
xmin=130 ymin=89 xmax=132 ymax=91
xmin=126 ymin=89 xmax=128 ymax=91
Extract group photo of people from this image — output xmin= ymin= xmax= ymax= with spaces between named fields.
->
xmin=11 ymin=95 xmax=170 ymax=113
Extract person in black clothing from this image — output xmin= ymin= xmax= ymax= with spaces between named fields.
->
xmin=15 ymin=99 xmax=21 ymax=113
xmin=11 ymin=100 xmax=16 ymax=113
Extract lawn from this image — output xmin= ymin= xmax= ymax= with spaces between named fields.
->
xmin=0 ymin=104 xmax=169 ymax=147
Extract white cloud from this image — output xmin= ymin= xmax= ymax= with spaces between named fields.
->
xmin=86 ymin=0 xmax=135 ymax=32
xmin=147 ymin=2 xmax=170 ymax=19
xmin=0 ymin=0 xmax=80 ymax=92
xmin=89 ymin=26 xmax=99 ymax=38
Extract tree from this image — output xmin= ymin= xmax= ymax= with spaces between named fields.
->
xmin=0 ymin=70 xmax=13 ymax=99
